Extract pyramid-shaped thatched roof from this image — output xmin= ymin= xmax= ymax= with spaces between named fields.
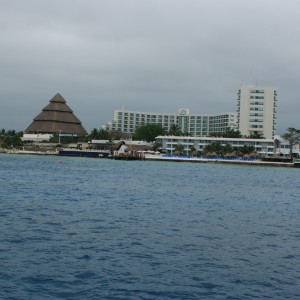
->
xmin=25 ymin=93 xmax=88 ymax=135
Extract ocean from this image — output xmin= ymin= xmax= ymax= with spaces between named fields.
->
xmin=0 ymin=154 xmax=299 ymax=299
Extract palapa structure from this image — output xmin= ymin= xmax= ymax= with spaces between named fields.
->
xmin=25 ymin=93 xmax=88 ymax=135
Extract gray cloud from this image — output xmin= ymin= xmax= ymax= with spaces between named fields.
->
xmin=1 ymin=0 xmax=299 ymax=134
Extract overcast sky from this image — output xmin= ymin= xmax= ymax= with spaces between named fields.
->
xmin=1 ymin=0 xmax=299 ymax=134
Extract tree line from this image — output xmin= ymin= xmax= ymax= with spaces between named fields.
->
xmin=132 ymin=124 xmax=265 ymax=142
xmin=1 ymin=127 xmax=299 ymax=159
xmin=0 ymin=124 xmax=269 ymax=148
xmin=0 ymin=129 xmax=23 ymax=148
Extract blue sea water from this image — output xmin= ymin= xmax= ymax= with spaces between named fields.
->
xmin=0 ymin=154 xmax=300 ymax=300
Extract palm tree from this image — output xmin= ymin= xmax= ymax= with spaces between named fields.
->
xmin=89 ymin=128 xmax=100 ymax=140
xmin=282 ymin=127 xmax=300 ymax=161
xmin=239 ymin=145 xmax=255 ymax=155
xmin=168 ymin=124 xmax=182 ymax=136
xmin=222 ymin=128 xmax=242 ymax=138
xmin=222 ymin=144 xmax=233 ymax=155
xmin=247 ymin=131 xmax=265 ymax=139
xmin=174 ymin=143 xmax=184 ymax=155
xmin=203 ymin=141 xmax=222 ymax=156
xmin=98 ymin=128 xmax=109 ymax=140
xmin=189 ymin=145 xmax=197 ymax=156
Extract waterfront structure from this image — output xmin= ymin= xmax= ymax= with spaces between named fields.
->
xmin=274 ymin=135 xmax=300 ymax=157
xmin=156 ymin=135 xmax=274 ymax=155
xmin=109 ymin=108 xmax=237 ymax=137
xmin=22 ymin=133 xmax=53 ymax=142
xmin=237 ymin=85 xmax=277 ymax=139
xmin=25 ymin=93 xmax=88 ymax=136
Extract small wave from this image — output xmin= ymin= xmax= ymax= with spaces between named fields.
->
xmin=77 ymin=254 xmax=91 ymax=260
xmin=75 ymin=271 xmax=97 ymax=279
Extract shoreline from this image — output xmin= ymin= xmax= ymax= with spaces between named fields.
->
xmin=1 ymin=150 xmax=297 ymax=168
xmin=2 ymin=150 xmax=59 ymax=156
xmin=144 ymin=154 xmax=296 ymax=168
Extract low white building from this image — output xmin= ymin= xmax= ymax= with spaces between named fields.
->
xmin=274 ymin=135 xmax=300 ymax=157
xmin=156 ymin=135 xmax=275 ymax=155
xmin=22 ymin=133 xmax=53 ymax=142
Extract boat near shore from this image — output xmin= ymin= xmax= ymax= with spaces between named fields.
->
xmin=58 ymin=149 xmax=111 ymax=158
xmin=293 ymin=158 xmax=300 ymax=167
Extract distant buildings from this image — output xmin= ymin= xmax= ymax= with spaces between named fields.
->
xmin=274 ymin=135 xmax=300 ymax=156
xmin=237 ymin=85 xmax=277 ymax=139
xmin=107 ymin=84 xmax=277 ymax=139
xmin=108 ymin=108 xmax=237 ymax=137
xmin=156 ymin=135 xmax=275 ymax=155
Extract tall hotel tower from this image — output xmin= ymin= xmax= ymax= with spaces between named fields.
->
xmin=237 ymin=85 xmax=277 ymax=139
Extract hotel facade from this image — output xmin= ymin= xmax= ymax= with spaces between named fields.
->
xmin=156 ymin=136 xmax=275 ymax=155
xmin=237 ymin=85 xmax=277 ymax=139
xmin=106 ymin=84 xmax=277 ymax=139
xmin=109 ymin=108 xmax=237 ymax=137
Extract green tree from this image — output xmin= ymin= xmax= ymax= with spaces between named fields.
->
xmin=222 ymin=128 xmax=242 ymax=138
xmin=282 ymin=127 xmax=300 ymax=160
xmin=152 ymin=140 xmax=162 ymax=151
xmin=133 ymin=124 xmax=165 ymax=142
xmin=222 ymin=143 xmax=233 ymax=155
xmin=239 ymin=145 xmax=255 ymax=155
xmin=0 ymin=130 xmax=23 ymax=148
xmin=168 ymin=124 xmax=182 ymax=136
xmin=208 ymin=132 xmax=221 ymax=137
xmin=88 ymin=128 xmax=130 ymax=142
xmin=174 ymin=143 xmax=184 ymax=155
xmin=203 ymin=141 xmax=222 ymax=155
xmin=11 ymin=132 xmax=23 ymax=147
xmin=108 ymin=130 xmax=130 ymax=141
xmin=189 ymin=145 xmax=197 ymax=156
xmin=98 ymin=128 xmax=109 ymax=140
xmin=247 ymin=131 xmax=265 ymax=139
xmin=209 ymin=128 xmax=242 ymax=138
xmin=89 ymin=128 xmax=101 ymax=140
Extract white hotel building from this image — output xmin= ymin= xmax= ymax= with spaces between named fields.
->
xmin=109 ymin=108 xmax=237 ymax=137
xmin=156 ymin=136 xmax=275 ymax=155
xmin=237 ymin=85 xmax=277 ymax=139
xmin=107 ymin=85 xmax=277 ymax=139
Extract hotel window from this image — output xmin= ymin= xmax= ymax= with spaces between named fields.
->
xmin=249 ymin=119 xmax=263 ymax=122
xmin=250 ymin=90 xmax=265 ymax=94
xmin=250 ymin=113 xmax=263 ymax=117
xmin=250 ymin=101 xmax=264 ymax=105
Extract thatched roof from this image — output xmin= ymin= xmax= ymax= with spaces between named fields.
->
xmin=123 ymin=144 xmax=152 ymax=152
xmin=25 ymin=93 xmax=88 ymax=135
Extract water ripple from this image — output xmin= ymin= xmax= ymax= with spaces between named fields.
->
xmin=0 ymin=155 xmax=300 ymax=299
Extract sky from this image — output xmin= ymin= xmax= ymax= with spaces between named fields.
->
xmin=1 ymin=0 xmax=299 ymax=135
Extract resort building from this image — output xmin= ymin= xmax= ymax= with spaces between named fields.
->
xmin=105 ymin=83 xmax=278 ymax=140
xmin=156 ymin=135 xmax=275 ymax=156
xmin=237 ymin=85 xmax=277 ymax=139
xmin=274 ymin=135 xmax=300 ymax=157
xmin=109 ymin=108 xmax=237 ymax=137
xmin=24 ymin=93 xmax=87 ymax=141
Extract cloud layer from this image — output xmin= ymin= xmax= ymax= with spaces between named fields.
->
xmin=1 ymin=0 xmax=299 ymax=133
